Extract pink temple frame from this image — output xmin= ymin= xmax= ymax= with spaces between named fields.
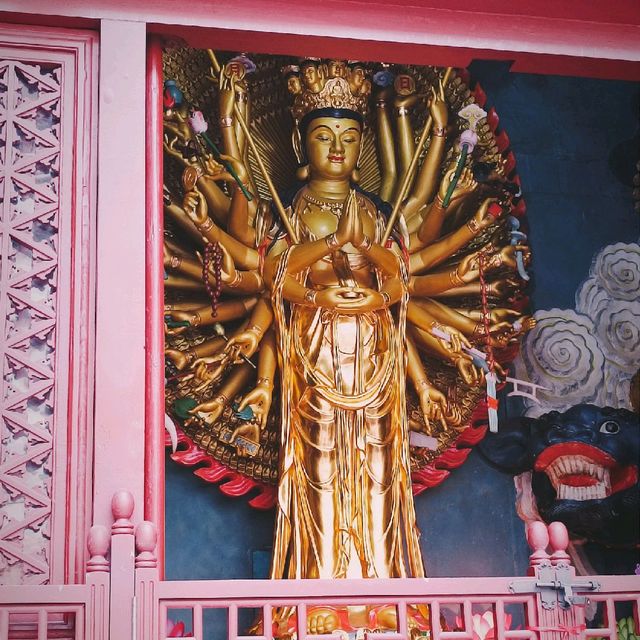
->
xmin=0 ymin=6 xmax=638 ymax=638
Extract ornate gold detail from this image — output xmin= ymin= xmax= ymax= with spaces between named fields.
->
xmin=289 ymin=62 xmax=371 ymax=122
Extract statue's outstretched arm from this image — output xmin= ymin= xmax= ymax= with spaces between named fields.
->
xmin=393 ymin=90 xmax=418 ymax=192
xmin=191 ymin=362 xmax=253 ymax=421
xmin=406 ymin=335 xmax=449 ymax=433
xmin=166 ymin=335 xmax=225 ymax=371
xmin=168 ymin=297 xmax=258 ymax=330
xmin=221 ymin=296 xmax=274 ymax=362
xmin=409 ymin=166 xmax=478 ymax=251
xmin=182 ymin=189 xmax=259 ymax=271
xmin=411 ymin=298 xmax=476 ymax=335
xmin=164 ymin=241 xmax=204 ymax=282
xmin=232 ymin=329 xmax=277 ymax=438
xmin=409 ymin=197 xmax=497 ymax=274
xmin=432 ymin=277 xmax=520 ymax=301
xmin=164 ymin=274 xmax=206 ymax=292
xmin=375 ymin=89 xmax=397 ymax=202
xmin=408 ymin=251 xmax=478 ymax=297
xmin=402 ymin=82 xmax=448 ymax=221
xmin=218 ymin=70 xmax=258 ymax=221
xmin=164 ymin=195 xmax=206 ymax=244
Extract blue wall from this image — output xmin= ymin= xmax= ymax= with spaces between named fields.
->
xmin=165 ymin=65 xmax=639 ymax=581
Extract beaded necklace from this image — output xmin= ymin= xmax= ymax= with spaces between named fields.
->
xmin=301 ymin=189 xmax=345 ymax=217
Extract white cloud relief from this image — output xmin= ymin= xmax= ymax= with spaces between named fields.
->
xmin=515 ymin=242 xmax=640 ymax=416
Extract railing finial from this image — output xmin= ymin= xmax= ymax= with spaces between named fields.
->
xmin=111 ymin=490 xmax=135 ymax=535
xmin=87 ymin=525 xmax=110 ymax=572
xmin=548 ymin=521 xmax=571 ymax=566
xmin=135 ymin=521 xmax=158 ymax=569
xmin=526 ymin=520 xmax=550 ymax=568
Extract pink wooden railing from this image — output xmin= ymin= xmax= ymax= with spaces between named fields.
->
xmin=0 ymin=491 xmax=638 ymax=640
xmin=0 ymin=522 xmax=109 ymax=640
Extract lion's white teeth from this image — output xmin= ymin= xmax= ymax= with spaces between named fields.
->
xmin=543 ymin=455 xmax=611 ymax=501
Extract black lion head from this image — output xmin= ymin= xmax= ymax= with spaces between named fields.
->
xmin=480 ymin=404 xmax=639 ymax=547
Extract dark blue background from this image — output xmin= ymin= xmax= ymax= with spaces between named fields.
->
xmin=165 ymin=65 xmax=639 ymax=581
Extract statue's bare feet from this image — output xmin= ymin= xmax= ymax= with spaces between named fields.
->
xmin=308 ymin=607 xmax=339 ymax=634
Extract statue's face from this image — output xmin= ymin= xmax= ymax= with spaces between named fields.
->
xmin=305 ymin=116 xmax=361 ymax=180
xmin=351 ymin=67 xmax=365 ymax=88
xmin=303 ymin=64 xmax=320 ymax=85
xmin=328 ymin=60 xmax=346 ymax=78
xmin=287 ymin=75 xmax=302 ymax=94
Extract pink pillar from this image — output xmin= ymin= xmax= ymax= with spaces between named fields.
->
xmin=86 ymin=525 xmax=111 ymax=640
xmin=145 ymin=35 xmax=166 ymax=577
xmin=93 ymin=18 xmax=147 ymax=528
xmin=135 ymin=521 xmax=160 ymax=640
xmin=109 ymin=491 xmax=136 ymax=640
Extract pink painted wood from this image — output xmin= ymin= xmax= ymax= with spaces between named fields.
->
xmin=109 ymin=490 xmax=135 ymax=640
xmin=0 ymin=519 xmax=111 ymax=639
xmin=0 ymin=22 xmax=97 ymax=587
xmin=1 ymin=1 xmax=639 ymax=80
xmin=145 ymin=34 xmax=165 ymax=579
xmin=92 ymin=18 xmax=147 ymax=532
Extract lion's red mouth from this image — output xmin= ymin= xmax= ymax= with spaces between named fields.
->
xmin=534 ymin=443 xmax=638 ymax=501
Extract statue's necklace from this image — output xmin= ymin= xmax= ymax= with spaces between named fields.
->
xmin=301 ymin=190 xmax=344 ymax=217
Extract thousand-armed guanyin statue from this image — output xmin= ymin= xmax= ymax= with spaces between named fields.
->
xmin=162 ymin=51 xmax=533 ymax=636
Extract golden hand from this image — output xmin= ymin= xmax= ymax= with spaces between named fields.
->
xmin=471 ymin=197 xmax=499 ymax=232
xmin=334 ymin=190 xmax=358 ymax=247
xmin=165 ymin=348 xmax=190 ymax=371
xmin=455 ymin=252 xmax=481 ymax=283
xmin=229 ymin=423 xmax=260 ymax=457
xmin=224 ymin=328 xmax=261 ymax=361
xmin=315 ymin=286 xmax=385 ymax=313
xmin=487 ymin=277 xmax=520 ymax=298
xmin=235 ymin=383 xmax=272 ymax=432
xmin=437 ymin=165 xmax=477 ymax=207
xmin=456 ymin=355 xmax=483 ymax=385
xmin=417 ymin=382 xmax=448 ymax=434
xmin=183 ymin=187 xmax=210 ymax=228
xmin=190 ymin=395 xmax=226 ymax=424
xmin=202 ymin=153 xmax=248 ymax=185
xmin=491 ymin=244 xmax=531 ymax=270
xmin=163 ymin=133 xmax=192 ymax=167
xmin=218 ymin=71 xmax=236 ymax=118
xmin=433 ymin=323 xmax=472 ymax=356
xmin=393 ymin=91 xmax=421 ymax=110
xmin=187 ymin=353 xmax=230 ymax=391
xmin=200 ymin=242 xmax=236 ymax=285
xmin=428 ymin=79 xmax=448 ymax=129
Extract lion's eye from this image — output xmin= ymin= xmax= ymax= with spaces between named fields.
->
xmin=599 ymin=421 xmax=620 ymax=434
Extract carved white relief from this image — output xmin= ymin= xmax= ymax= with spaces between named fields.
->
xmin=515 ymin=242 xmax=640 ymax=416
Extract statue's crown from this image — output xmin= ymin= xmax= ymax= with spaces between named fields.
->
xmin=284 ymin=59 xmax=371 ymax=123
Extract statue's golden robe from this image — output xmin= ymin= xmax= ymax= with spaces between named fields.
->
xmin=269 ymin=198 xmax=424 ymax=580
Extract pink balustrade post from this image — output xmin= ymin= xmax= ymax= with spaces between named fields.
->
xmin=526 ymin=521 xmax=551 ymax=576
xmin=135 ymin=521 xmax=160 ymax=640
xmin=86 ymin=525 xmax=111 ymax=640
xmin=110 ymin=491 xmax=136 ymax=640
xmin=527 ymin=522 xmax=586 ymax=640
xmin=547 ymin=523 xmax=584 ymax=640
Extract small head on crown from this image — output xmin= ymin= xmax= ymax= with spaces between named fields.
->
xmin=285 ymin=58 xmax=371 ymax=132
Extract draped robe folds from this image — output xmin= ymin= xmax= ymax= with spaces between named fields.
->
xmin=269 ymin=195 xmax=425 ymax=581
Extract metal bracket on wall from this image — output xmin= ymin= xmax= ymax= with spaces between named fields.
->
xmin=509 ymin=563 xmax=601 ymax=609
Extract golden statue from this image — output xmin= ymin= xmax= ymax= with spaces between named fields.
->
xmin=163 ymin=50 xmax=533 ymax=636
